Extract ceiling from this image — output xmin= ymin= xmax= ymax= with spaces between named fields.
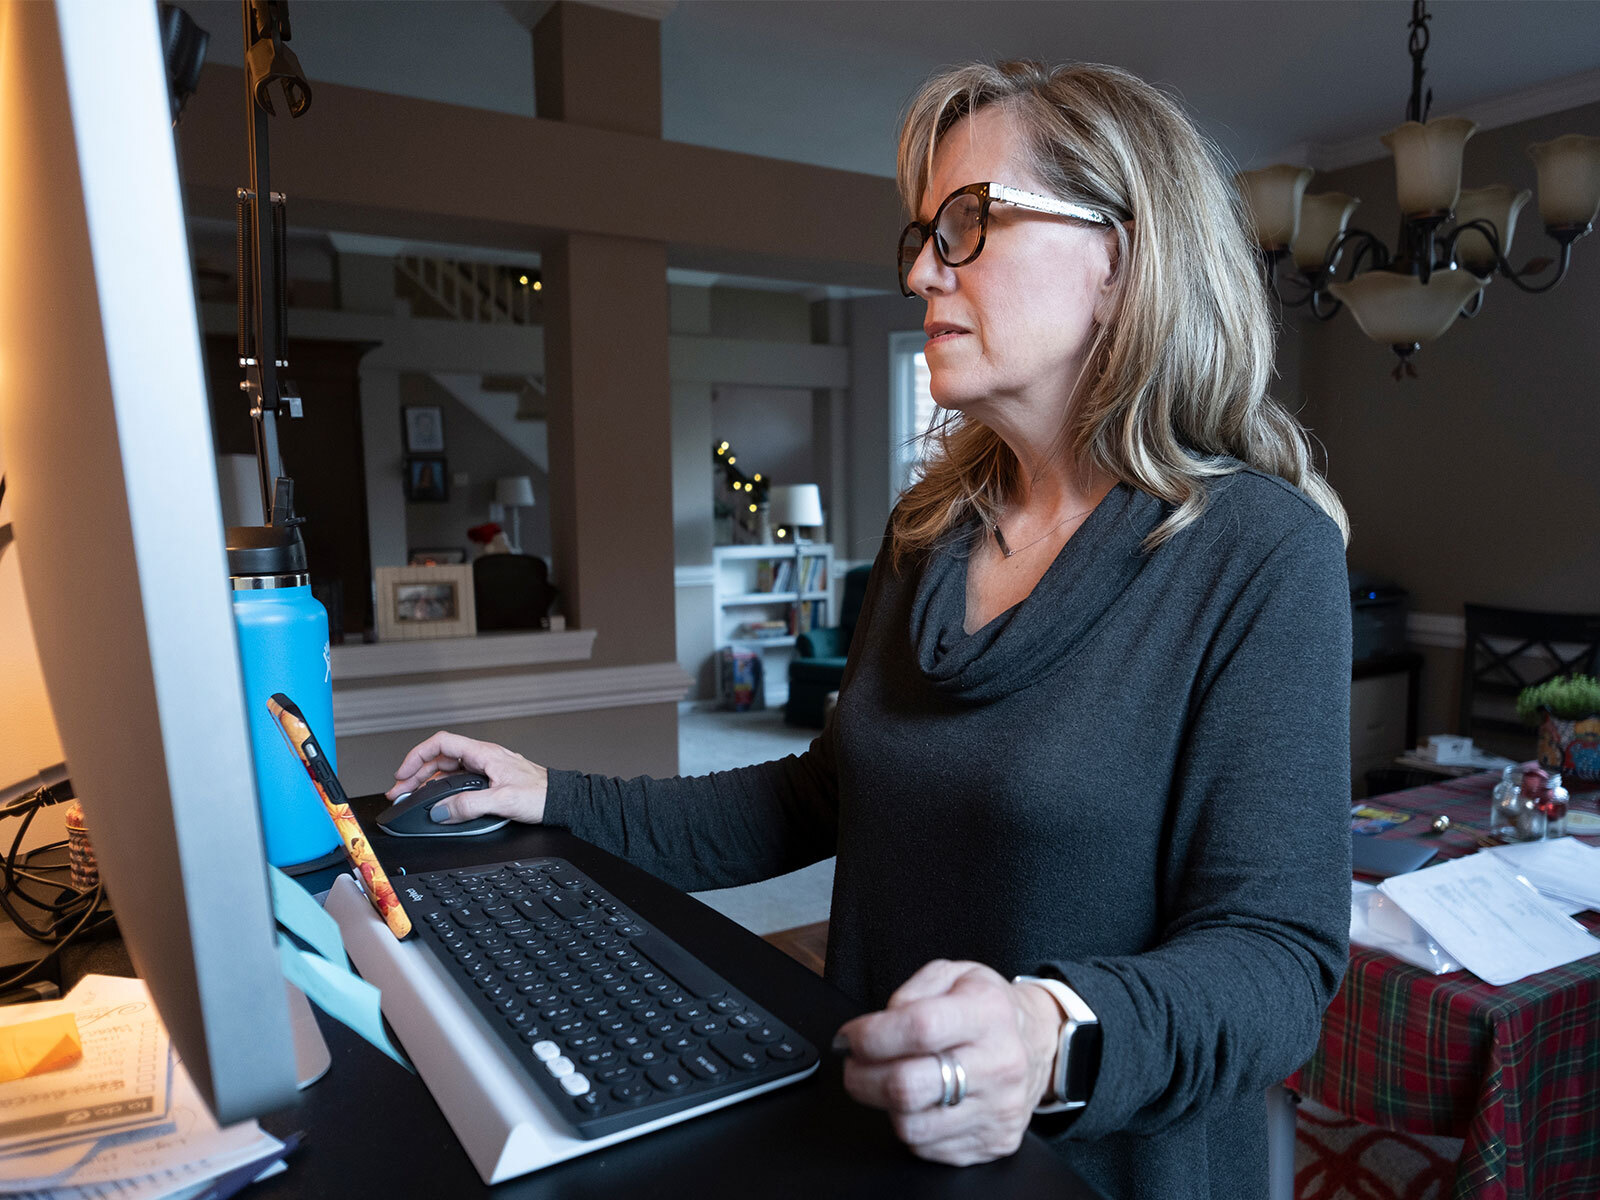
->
xmin=174 ymin=0 xmax=1600 ymax=292
xmin=176 ymin=0 xmax=1600 ymax=178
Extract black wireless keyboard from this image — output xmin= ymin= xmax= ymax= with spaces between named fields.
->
xmin=397 ymin=857 xmax=820 ymax=1139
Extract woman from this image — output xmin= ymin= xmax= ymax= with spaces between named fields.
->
xmin=388 ymin=61 xmax=1351 ymax=1200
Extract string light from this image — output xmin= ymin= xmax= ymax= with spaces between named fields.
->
xmin=727 ymin=456 xmax=736 ymax=465
xmin=748 ymin=503 xmax=757 ymax=513
xmin=519 ymin=274 xmax=529 ymax=286
xmin=532 ymin=281 xmax=542 ymax=291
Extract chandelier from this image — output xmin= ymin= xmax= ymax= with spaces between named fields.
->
xmin=1237 ymin=0 xmax=1600 ymax=378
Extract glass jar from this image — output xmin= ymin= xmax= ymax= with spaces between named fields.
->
xmin=1489 ymin=765 xmax=1521 ymax=840
xmin=1513 ymin=791 xmax=1548 ymax=841
xmin=1540 ymin=772 xmax=1570 ymax=838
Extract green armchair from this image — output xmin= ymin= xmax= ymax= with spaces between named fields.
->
xmin=784 ymin=565 xmax=872 ymax=728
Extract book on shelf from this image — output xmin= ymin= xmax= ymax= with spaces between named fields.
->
xmin=733 ymin=618 xmax=789 ymax=640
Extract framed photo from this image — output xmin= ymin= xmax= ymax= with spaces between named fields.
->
xmin=403 ymin=405 xmax=445 ymax=453
xmin=374 ymin=565 xmax=476 ymax=641
xmin=408 ymin=547 xmax=466 ymax=566
xmin=405 ymin=455 xmax=449 ymax=502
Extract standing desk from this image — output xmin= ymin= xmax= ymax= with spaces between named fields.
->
xmin=253 ymin=793 xmax=1105 ymax=1200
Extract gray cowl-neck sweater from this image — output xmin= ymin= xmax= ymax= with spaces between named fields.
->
xmin=544 ymin=467 xmax=1352 ymax=1200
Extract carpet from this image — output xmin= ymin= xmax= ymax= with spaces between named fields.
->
xmin=1293 ymin=1096 xmax=1464 ymax=1200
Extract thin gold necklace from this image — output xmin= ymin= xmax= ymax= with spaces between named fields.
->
xmin=991 ymin=506 xmax=1093 ymax=558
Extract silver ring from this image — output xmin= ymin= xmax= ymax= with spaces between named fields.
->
xmin=935 ymin=1050 xmax=968 ymax=1107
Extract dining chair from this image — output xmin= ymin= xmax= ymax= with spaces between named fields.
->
xmin=1458 ymin=603 xmax=1600 ymax=745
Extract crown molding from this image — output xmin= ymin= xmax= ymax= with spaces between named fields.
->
xmin=1305 ymin=65 xmax=1600 ymax=172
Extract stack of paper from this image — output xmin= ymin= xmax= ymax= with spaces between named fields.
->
xmin=0 ymin=975 xmax=287 ymax=1200
xmin=1379 ymin=855 xmax=1600 ymax=986
xmin=1486 ymin=836 xmax=1600 ymax=913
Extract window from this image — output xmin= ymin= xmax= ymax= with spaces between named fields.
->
xmin=888 ymin=331 xmax=940 ymax=502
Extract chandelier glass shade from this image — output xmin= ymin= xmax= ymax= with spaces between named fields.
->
xmin=1237 ymin=1 xmax=1600 ymax=377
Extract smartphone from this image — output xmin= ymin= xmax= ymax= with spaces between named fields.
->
xmin=266 ymin=693 xmax=412 ymax=940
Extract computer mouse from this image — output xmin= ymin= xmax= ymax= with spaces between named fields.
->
xmin=376 ymin=772 xmax=510 ymax=837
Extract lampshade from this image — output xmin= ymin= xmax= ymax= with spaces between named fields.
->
xmin=768 ymin=484 xmax=824 ymax=529
xmin=1236 ymin=165 xmax=1314 ymax=251
xmin=1291 ymin=192 xmax=1362 ymax=272
xmin=1327 ymin=269 xmax=1487 ymax=345
xmin=495 ymin=476 xmax=535 ymax=507
xmin=1452 ymin=185 xmax=1531 ymax=274
xmin=1527 ymin=134 xmax=1600 ymax=229
xmin=1381 ymin=117 xmax=1476 ymax=217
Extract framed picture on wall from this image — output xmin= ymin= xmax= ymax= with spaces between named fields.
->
xmin=404 ymin=455 xmax=449 ymax=502
xmin=403 ymin=405 xmax=445 ymax=453
xmin=408 ymin=547 xmax=466 ymax=566
xmin=374 ymin=565 xmax=476 ymax=641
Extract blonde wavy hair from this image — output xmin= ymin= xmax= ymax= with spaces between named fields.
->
xmin=890 ymin=60 xmax=1348 ymax=569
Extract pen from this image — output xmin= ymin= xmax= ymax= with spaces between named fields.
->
xmin=191 ymin=1131 xmax=304 ymax=1200
xmin=266 ymin=694 xmax=412 ymax=940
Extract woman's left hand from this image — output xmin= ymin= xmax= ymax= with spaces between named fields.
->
xmin=835 ymin=960 xmax=1064 ymax=1166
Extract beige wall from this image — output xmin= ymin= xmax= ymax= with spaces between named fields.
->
xmin=1291 ymin=99 xmax=1600 ymax=733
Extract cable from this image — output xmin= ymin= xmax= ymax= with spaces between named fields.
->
xmin=0 ymin=784 xmax=115 ymax=991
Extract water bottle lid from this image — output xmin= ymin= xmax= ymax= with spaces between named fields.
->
xmin=227 ymin=524 xmax=308 ymax=577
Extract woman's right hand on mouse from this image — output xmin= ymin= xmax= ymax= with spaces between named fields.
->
xmin=386 ymin=731 xmax=548 ymax=825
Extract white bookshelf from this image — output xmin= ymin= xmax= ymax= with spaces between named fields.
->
xmin=712 ymin=543 xmax=833 ymax=707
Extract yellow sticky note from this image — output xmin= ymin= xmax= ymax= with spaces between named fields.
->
xmin=0 ymin=1013 xmax=82 ymax=1082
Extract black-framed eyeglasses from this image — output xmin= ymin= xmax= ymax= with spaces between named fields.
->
xmin=897 ymin=181 xmax=1112 ymax=297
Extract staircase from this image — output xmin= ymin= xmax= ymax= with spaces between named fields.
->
xmin=395 ymin=255 xmax=540 ymax=326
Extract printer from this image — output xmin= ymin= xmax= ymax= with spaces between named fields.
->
xmin=1350 ymin=570 xmax=1409 ymax=661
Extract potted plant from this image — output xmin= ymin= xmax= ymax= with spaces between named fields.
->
xmin=1516 ymin=674 xmax=1600 ymax=781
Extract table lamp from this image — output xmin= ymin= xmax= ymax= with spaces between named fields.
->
xmin=768 ymin=484 xmax=824 ymax=544
xmin=494 ymin=475 xmax=536 ymax=554
xmin=768 ymin=485 xmax=825 ymax=636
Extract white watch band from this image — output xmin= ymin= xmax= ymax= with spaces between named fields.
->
xmin=1013 ymin=974 xmax=1098 ymax=1114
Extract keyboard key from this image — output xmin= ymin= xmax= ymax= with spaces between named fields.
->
xmin=560 ymin=1072 xmax=591 ymax=1096
xmin=531 ymin=1040 xmax=560 ymax=1062
xmin=683 ymin=1051 xmax=727 ymax=1081
xmin=547 ymin=1056 xmax=575 ymax=1078
xmin=662 ymin=1033 xmax=698 ymax=1054
xmin=611 ymin=1081 xmax=652 ymax=1105
xmin=574 ymin=1090 xmax=603 ymax=1116
xmin=596 ymin=1063 xmax=634 ymax=1084
xmin=452 ymin=907 xmax=489 ymax=928
xmin=728 ymin=1012 xmax=760 ymax=1030
xmin=767 ymin=1040 xmax=803 ymax=1061
xmin=552 ymin=1018 xmax=590 ymax=1036
xmin=747 ymin=1025 xmax=781 ymax=1045
xmin=567 ymin=1033 xmax=603 ymax=1052
xmin=629 ymin=1047 xmax=668 ymax=1067
xmin=580 ymin=1048 xmax=617 ymax=1068
xmin=647 ymin=1020 xmax=679 ymax=1038
xmin=646 ymin=1064 xmax=692 ymax=1092
xmin=614 ymin=1033 xmax=648 ymax=1051
xmin=691 ymin=1019 xmax=726 ymax=1038
xmin=631 ymin=932 xmax=727 ymax=999
xmin=711 ymin=1034 xmax=763 ymax=1072
xmin=677 ymin=1003 xmax=709 ymax=1022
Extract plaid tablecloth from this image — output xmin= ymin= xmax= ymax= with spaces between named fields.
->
xmin=1287 ymin=772 xmax=1600 ymax=1200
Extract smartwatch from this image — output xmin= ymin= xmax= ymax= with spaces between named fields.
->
xmin=1013 ymin=974 xmax=1102 ymax=1113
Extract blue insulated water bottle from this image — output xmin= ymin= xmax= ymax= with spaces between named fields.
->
xmin=228 ymin=525 xmax=342 ymax=868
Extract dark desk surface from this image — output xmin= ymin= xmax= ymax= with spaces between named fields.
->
xmin=251 ymin=794 xmax=1102 ymax=1200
